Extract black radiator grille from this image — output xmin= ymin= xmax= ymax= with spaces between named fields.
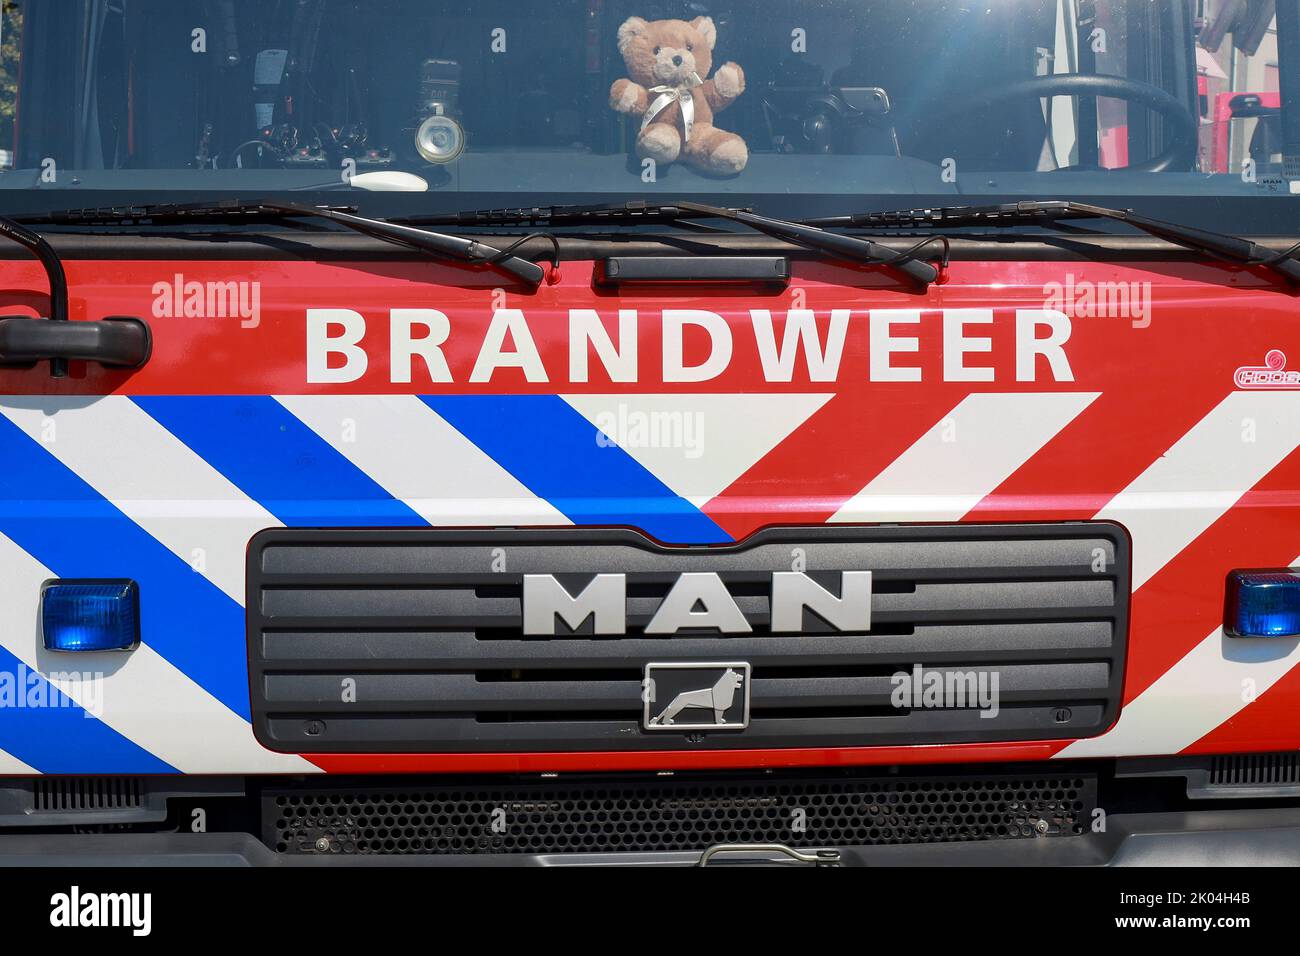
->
xmin=1210 ymin=752 xmax=1300 ymax=786
xmin=247 ymin=525 xmax=1129 ymax=754
xmin=263 ymin=769 xmax=1097 ymax=855
xmin=32 ymin=777 xmax=144 ymax=812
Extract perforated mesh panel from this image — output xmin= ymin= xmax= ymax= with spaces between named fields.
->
xmin=264 ymin=771 xmax=1096 ymax=855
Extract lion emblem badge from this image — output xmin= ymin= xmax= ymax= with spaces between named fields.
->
xmin=643 ymin=662 xmax=751 ymax=732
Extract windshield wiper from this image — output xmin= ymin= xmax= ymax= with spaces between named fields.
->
xmin=810 ymin=200 xmax=1300 ymax=285
xmin=405 ymin=200 xmax=941 ymax=287
xmin=18 ymin=200 xmax=547 ymax=287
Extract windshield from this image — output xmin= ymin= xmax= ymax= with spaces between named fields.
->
xmin=0 ymin=0 xmax=1295 ymax=228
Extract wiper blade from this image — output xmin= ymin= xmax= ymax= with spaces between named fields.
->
xmin=407 ymin=200 xmax=941 ymax=287
xmin=404 ymin=200 xmax=705 ymax=227
xmin=19 ymin=200 xmax=359 ymax=224
xmin=813 ymin=200 xmax=1300 ymax=284
xmin=18 ymin=200 xmax=547 ymax=287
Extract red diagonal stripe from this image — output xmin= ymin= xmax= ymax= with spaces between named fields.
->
xmin=963 ymin=384 xmax=1231 ymax=522
xmin=1182 ymin=665 xmax=1300 ymax=756
xmin=1184 ymin=547 xmax=1300 ymax=757
xmin=701 ymin=386 xmax=966 ymax=540
xmin=1117 ymin=444 xmax=1300 ymax=704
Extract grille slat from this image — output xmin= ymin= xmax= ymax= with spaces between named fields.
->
xmin=262 ymin=663 xmax=1111 ymax=711
xmin=259 ymin=580 xmax=1114 ymax=625
xmin=260 ymin=621 xmax=1115 ymax=669
xmin=247 ymin=525 xmax=1129 ymax=754
xmin=259 ymin=537 xmax=1115 ymax=576
xmin=265 ymin=705 xmax=1106 ymax=749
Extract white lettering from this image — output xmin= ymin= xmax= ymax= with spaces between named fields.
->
xmin=750 ymin=309 xmax=849 ymax=382
xmin=869 ymin=309 xmax=921 ymax=382
xmin=1015 ymin=309 xmax=1075 ymax=382
xmin=662 ymin=310 xmax=732 ymax=383
xmin=942 ymin=309 xmax=994 ymax=382
xmin=471 ymin=309 xmax=548 ymax=382
xmin=306 ymin=309 xmax=368 ymax=384
xmin=390 ymin=309 xmax=452 ymax=384
xmin=570 ymin=309 xmax=638 ymax=382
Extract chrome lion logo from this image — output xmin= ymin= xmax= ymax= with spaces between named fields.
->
xmin=643 ymin=663 xmax=750 ymax=731
xmin=1235 ymin=350 xmax=1300 ymax=389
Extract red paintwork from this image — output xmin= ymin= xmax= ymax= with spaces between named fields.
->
xmin=0 ymin=256 xmax=1290 ymax=398
xmin=2 ymin=253 xmax=1299 ymax=772
xmin=304 ymin=740 xmax=1069 ymax=775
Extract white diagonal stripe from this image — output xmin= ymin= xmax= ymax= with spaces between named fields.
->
xmin=561 ymin=393 xmax=833 ymax=505
xmin=1095 ymin=391 xmax=1300 ymax=590
xmin=0 ymin=750 xmax=36 ymax=774
xmin=275 ymin=394 xmax=568 ymax=525
xmin=829 ymin=392 xmax=1099 ymax=523
xmin=0 ymin=531 xmax=315 ymax=773
xmin=0 ymin=396 xmax=280 ymax=606
xmin=1057 ymin=557 xmax=1300 ymax=760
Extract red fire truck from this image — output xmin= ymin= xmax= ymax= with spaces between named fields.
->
xmin=0 ymin=0 xmax=1297 ymax=871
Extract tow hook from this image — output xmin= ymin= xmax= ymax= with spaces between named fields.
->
xmin=697 ymin=843 xmax=842 ymax=867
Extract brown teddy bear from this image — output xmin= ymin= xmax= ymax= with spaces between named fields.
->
xmin=609 ymin=15 xmax=747 ymax=175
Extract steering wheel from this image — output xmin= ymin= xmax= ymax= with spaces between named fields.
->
xmin=936 ymin=74 xmax=1199 ymax=173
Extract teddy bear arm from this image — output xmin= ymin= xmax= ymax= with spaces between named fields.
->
xmin=610 ymin=78 xmax=650 ymax=115
xmin=697 ymin=79 xmax=727 ymax=113
xmin=703 ymin=62 xmax=745 ymax=112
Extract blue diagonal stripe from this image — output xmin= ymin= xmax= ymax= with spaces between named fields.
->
xmin=0 ymin=647 xmax=175 ymax=773
xmin=0 ymin=415 xmax=251 ymax=720
xmin=134 ymin=396 xmax=426 ymax=528
xmin=422 ymin=395 xmax=731 ymax=544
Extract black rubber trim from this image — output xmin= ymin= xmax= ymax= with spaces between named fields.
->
xmin=6 ymin=229 xmax=1300 ymax=264
xmin=597 ymin=256 xmax=789 ymax=285
xmin=0 ymin=315 xmax=151 ymax=369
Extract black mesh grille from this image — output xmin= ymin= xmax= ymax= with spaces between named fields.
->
xmin=263 ymin=770 xmax=1096 ymax=855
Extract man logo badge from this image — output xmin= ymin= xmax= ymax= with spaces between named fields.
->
xmin=643 ymin=662 xmax=751 ymax=732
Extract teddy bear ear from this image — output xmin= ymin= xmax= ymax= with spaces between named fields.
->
xmin=690 ymin=15 xmax=717 ymax=50
xmin=617 ymin=16 xmax=649 ymax=54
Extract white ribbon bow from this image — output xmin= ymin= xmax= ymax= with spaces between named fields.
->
xmin=642 ymin=72 xmax=702 ymax=141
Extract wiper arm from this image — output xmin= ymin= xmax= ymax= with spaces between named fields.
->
xmin=813 ymin=200 xmax=1300 ymax=285
xmin=19 ymin=200 xmax=547 ymax=287
xmin=675 ymin=202 xmax=939 ymax=287
xmin=405 ymin=200 xmax=941 ymax=287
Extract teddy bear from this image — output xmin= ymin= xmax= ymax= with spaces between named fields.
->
xmin=609 ymin=15 xmax=747 ymax=175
